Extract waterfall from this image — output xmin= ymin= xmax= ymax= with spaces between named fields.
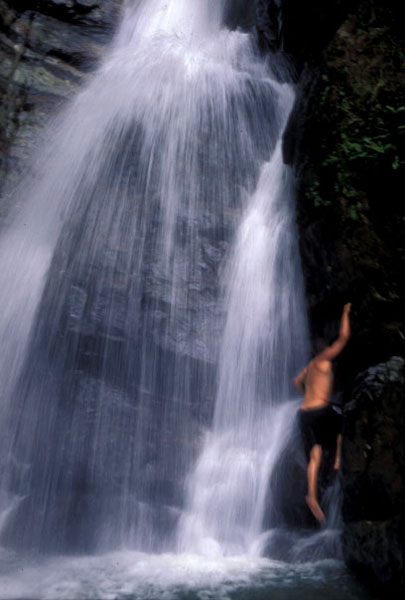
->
xmin=177 ymin=106 xmax=309 ymax=557
xmin=0 ymin=0 xmax=308 ymax=556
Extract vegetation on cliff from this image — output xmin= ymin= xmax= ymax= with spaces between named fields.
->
xmin=297 ymin=0 xmax=404 ymax=384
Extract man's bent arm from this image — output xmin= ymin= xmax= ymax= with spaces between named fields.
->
xmin=294 ymin=367 xmax=307 ymax=394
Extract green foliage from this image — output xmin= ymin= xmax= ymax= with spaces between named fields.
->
xmin=386 ymin=105 xmax=405 ymax=113
xmin=306 ymin=177 xmax=331 ymax=208
xmin=392 ymin=155 xmax=400 ymax=170
xmin=307 ymin=54 xmax=404 ymax=222
xmin=347 ymin=206 xmax=358 ymax=221
xmin=336 ymin=133 xmax=393 ymax=161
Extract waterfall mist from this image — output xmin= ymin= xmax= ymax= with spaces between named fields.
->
xmin=0 ymin=0 xmax=311 ymax=558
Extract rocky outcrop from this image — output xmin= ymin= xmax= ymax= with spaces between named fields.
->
xmin=342 ymin=356 xmax=404 ymax=594
xmin=0 ymin=0 xmax=123 ymax=193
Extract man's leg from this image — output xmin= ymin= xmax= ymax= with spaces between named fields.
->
xmin=334 ymin=433 xmax=342 ymax=470
xmin=306 ymin=444 xmax=326 ymax=523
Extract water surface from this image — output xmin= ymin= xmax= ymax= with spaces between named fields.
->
xmin=0 ymin=548 xmax=371 ymax=600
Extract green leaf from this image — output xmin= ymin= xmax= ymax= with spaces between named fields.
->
xmin=347 ymin=206 xmax=358 ymax=221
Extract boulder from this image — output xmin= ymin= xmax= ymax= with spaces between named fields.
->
xmin=342 ymin=356 xmax=404 ymax=594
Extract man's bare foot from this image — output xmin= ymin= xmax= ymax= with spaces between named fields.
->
xmin=306 ymin=495 xmax=326 ymax=523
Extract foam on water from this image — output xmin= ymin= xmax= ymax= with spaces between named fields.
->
xmin=0 ymin=548 xmax=368 ymax=600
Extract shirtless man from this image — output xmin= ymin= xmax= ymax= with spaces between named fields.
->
xmin=294 ymin=303 xmax=351 ymax=523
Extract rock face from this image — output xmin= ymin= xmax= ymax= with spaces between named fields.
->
xmin=0 ymin=0 xmax=123 ymax=193
xmin=287 ymin=0 xmax=405 ymax=387
xmin=262 ymin=0 xmax=404 ymax=591
xmin=342 ymin=357 xmax=404 ymax=593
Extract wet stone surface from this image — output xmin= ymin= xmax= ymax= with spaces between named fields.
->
xmin=342 ymin=356 xmax=404 ymax=593
xmin=0 ymin=0 xmax=123 ymax=195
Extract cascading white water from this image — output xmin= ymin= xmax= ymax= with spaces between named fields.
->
xmin=0 ymin=0 xmax=310 ymax=558
xmin=177 ymin=103 xmax=309 ymax=557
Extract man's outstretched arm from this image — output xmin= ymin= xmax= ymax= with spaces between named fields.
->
xmin=320 ymin=303 xmax=351 ymax=362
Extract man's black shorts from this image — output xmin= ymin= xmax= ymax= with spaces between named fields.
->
xmin=298 ymin=404 xmax=342 ymax=459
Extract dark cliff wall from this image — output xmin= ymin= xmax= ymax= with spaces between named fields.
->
xmin=263 ymin=0 xmax=404 ymax=592
xmin=0 ymin=0 xmax=122 ymax=198
xmin=282 ymin=0 xmax=405 ymax=386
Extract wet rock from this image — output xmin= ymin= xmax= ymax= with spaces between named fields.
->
xmin=223 ymin=0 xmax=256 ymax=32
xmin=255 ymin=0 xmax=281 ymax=53
xmin=0 ymin=0 xmax=123 ymax=194
xmin=341 ymin=356 xmax=404 ymax=594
